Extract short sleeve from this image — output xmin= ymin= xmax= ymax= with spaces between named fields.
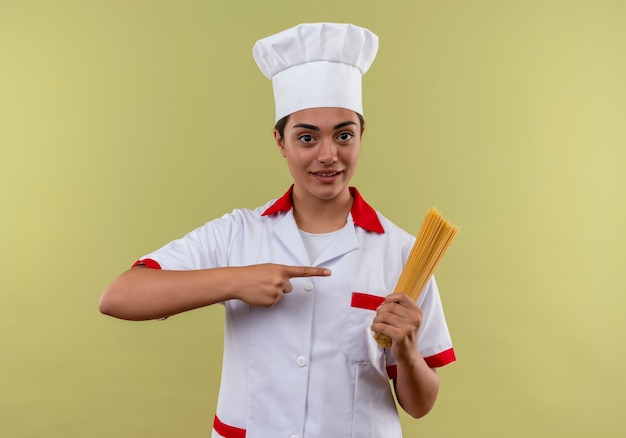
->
xmin=385 ymin=276 xmax=456 ymax=372
xmin=134 ymin=211 xmax=245 ymax=271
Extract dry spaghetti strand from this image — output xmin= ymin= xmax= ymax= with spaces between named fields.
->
xmin=374 ymin=208 xmax=459 ymax=348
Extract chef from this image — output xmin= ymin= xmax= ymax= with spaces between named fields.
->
xmin=99 ymin=22 xmax=456 ymax=438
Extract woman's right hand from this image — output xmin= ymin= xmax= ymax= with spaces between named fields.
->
xmin=99 ymin=263 xmax=331 ymax=320
xmin=229 ymin=263 xmax=331 ymax=307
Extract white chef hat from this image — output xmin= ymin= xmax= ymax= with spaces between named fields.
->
xmin=253 ymin=22 xmax=379 ymax=123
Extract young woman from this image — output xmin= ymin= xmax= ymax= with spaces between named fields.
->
xmin=100 ymin=22 xmax=455 ymax=438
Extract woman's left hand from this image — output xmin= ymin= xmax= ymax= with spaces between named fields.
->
xmin=371 ymin=292 xmax=422 ymax=362
xmin=373 ymin=293 xmax=439 ymax=418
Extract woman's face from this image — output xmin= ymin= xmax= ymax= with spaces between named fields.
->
xmin=274 ymin=107 xmax=363 ymax=204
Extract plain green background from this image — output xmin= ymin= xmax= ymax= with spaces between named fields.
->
xmin=2 ymin=1 xmax=625 ymax=436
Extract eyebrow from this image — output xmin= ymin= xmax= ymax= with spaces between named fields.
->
xmin=292 ymin=121 xmax=358 ymax=131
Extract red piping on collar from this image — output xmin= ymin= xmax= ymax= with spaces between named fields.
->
xmin=262 ymin=186 xmax=385 ymax=234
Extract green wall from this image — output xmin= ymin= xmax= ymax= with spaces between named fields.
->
xmin=2 ymin=1 xmax=625 ymax=436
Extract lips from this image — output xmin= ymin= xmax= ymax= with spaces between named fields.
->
xmin=311 ymin=171 xmax=341 ymax=177
xmin=310 ymin=170 xmax=343 ymax=183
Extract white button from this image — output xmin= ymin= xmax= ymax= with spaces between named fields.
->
xmin=289 ymin=435 xmax=299 ymax=438
xmin=304 ymin=282 xmax=314 ymax=291
xmin=296 ymin=356 xmax=307 ymax=367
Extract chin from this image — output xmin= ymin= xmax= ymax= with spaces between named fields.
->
xmin=311 ymin=185 xmax=346 ymax=201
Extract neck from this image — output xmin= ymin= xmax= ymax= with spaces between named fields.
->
xmin=292 ymin=187 xmax=353 ymax=233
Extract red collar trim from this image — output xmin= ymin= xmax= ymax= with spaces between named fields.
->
xmin=262 ymin=186 xmax=385 ymax=234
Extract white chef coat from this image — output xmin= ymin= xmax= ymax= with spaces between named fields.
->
xmin=134 ymin=186 xmax=455 ymax=438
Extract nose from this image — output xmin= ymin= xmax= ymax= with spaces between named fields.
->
xmin=317 ymin=138 xmax=337 ymax=164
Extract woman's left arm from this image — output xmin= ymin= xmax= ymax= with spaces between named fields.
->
xmin=371 ymin=293 xmax=440 ymax=418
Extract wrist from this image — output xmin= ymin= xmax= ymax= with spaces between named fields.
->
xmin=393 ymin=346 xmax=423 ymax=368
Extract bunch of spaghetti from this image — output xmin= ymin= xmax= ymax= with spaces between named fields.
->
xmin=374 ymin=207 xmax=459 ymax=348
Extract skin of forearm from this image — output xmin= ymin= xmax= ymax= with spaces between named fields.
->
xmin=99 ymin=263 xmax=324 ymax=320
xmin=394 ymin=353 xmax=440 ymax=418
xmin=98 ymin=267 xmax=236 ymax=321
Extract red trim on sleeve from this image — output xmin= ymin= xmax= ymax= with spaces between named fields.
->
xmin=131 ymin=258 xmax=162 ymax=269
xmin=213 ymin=415 xmax=246 ymax=438
xmin=351 ymin=292 xmax=385 ymax=311
xmin=424 ymin=348 xmax=456 ymax=368
xmin=387 ymin=348 xmax=456 ymax=380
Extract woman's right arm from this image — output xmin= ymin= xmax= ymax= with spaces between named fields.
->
xmin=98 ymin=264 xmax=331 ymax=321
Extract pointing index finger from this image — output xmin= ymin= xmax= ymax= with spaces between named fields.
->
xmin=284 ymin=265 xmax=332 ymax=278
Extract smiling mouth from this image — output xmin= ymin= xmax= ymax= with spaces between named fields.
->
xmin=311 ymin=171 xmax=341 ymax=177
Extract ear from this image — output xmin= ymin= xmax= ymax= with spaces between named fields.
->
xmin=273 ymin=129 xmax=287 ymax=157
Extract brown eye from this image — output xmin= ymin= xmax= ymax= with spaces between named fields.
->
xmin=338 ymin=132 xmax=353 ymax=141
xmin=299 ymin=134 xmax=314 ymax=143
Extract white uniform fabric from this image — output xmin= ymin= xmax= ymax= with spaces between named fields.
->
xmin=135 ymin=187 xmax=455 ymax=438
